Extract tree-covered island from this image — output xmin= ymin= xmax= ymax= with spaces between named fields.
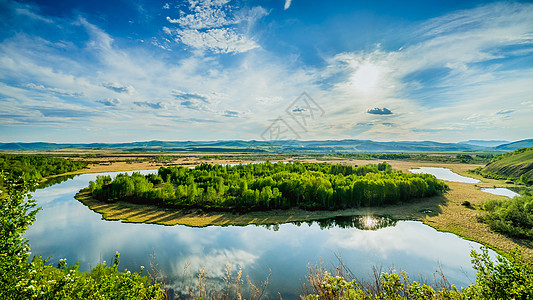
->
xmin=85 ymin=162 xmax=448 ymax=212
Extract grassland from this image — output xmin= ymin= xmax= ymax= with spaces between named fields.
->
xmin=481 ymin=147 xmax=533 ymax=179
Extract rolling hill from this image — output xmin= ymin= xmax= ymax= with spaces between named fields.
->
xmin=482 ymin=147 xmax=533 ymax=180
xmin=494 ymin=139 xmax=533 ymax=151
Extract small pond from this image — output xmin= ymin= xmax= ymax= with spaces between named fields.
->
xmin=408 ymin=167 xmax=519 ymax=199
xmin=24 ymin=170 xmax=498 ymax=298
xmin=481 ymin=188 xmax=520 ymax=198
xmin=409 ymin=167 xmax=481 ymax=183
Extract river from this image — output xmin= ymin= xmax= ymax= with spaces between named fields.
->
xmin=25 ymin=170 xmax=497 ymax=298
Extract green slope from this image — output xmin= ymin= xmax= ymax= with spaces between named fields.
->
xmin=482 ymin=147 xmax=533 ymax=180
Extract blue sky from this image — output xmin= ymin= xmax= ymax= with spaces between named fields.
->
xmin=0 ymin=0 xmax=532 ymax=143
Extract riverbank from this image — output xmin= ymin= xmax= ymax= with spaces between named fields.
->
xmin=72 ymin=158 xmax=532 ymax=259
xmin=75 ymin=189 xmax=446 ymax=227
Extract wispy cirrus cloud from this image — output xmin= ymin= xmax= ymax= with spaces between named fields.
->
xmin=26 ymin=83 xmax=85 ymax=97
xmin=0 ymin=0 xmax=532 ymax=143
xmin=317 ymin=2 xmax=533 ymax=141
xmin=133 ymin=101 xmax=166 ymax=109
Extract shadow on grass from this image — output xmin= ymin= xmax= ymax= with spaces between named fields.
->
xmin=76 ymin=188 xmax=449 ymax=228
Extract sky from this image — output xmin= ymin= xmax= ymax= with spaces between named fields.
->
xmin=0 ymin=0 xmax=532 ymax=143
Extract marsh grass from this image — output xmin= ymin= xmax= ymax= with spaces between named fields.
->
xmin=302 ymin=259 xmax=460 ymax=300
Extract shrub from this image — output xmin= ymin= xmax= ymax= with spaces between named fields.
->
xmin=0 ymin=174 xmax=163 ymax=300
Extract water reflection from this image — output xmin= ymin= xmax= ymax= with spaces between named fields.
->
xmin=316 ymin=215 xmax=397 ymax=230
xmin=24 ymin=170 xmax=498 ymax=299
xmin=260 ymin=216 xmax=397 ymax=231
xmin=34 ymin=174 xmax=79 ymax=190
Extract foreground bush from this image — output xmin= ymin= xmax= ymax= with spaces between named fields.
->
xmin=303 ymin=247 xmax=533 ymax=300
xmin=482 ymin=193 xmax=533 ymax=239
xmin=0 ymin=175 xmax=163 ymax=300
xmin=16 ymin=254 xmax=162 ymax=300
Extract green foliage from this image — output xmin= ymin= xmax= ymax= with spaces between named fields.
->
xmin=0 ymin=175 xmax=163 ymax=299
xmin=18 ymin=254 xmax=162 ymax=300
xmin=482 ymin=194 xmax=533 ymax=239
xmin=304 ymin=269 xmax=461 ymax=300
xmin=456 ymin=154 xmax=473 ymax=163
xmin=0 ymin=174 xmax=40 ymax=299
xmin=304 ymin=247 xmax=533 ymax=300
xmin=463 ymin=247 xmax=533 ymax=299
xmin=0 ymin=154 xmax=87 ymax=188
xmin=322 ymin=152 xmax=495 ymax=164
xmin=87 ymin=162 xmax=448 ymax=212
xmin=478 ymin=146 xmax=533 ymax=182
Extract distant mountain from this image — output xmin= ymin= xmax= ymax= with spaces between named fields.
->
xmin=459 ymin=140 xmax=509 ymax=148
xmin=494 ymin=139 xmax=533 ymax=151
xmin=0 ymin=139 xmax=504 ymax=153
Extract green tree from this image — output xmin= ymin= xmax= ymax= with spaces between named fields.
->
xmin=464 ymin=247 xmax=533 ymax=299
xmin=0 ymin=174 xmax=40 ymax=299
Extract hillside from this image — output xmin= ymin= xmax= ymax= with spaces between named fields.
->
xmin=482 ymin=147 xmax=533 ymax=180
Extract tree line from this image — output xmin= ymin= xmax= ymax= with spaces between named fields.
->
xmin=0 ymin=154 xmax=87 ymax=188
xmin=87 ymin=162 xmax=447 ymax=212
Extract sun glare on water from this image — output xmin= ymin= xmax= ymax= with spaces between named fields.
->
xmin=362 ymin=216 xmax=377 ymax=229
xmin=350 ymin=63 xmax=381 ymax=94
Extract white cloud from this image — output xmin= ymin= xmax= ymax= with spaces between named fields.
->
xmin=166 ymin=1 xmax=236 ymax=29
xmin=102 ymin=82 xmax=135 ymax=94
xmin=15 ymin=7 xmax=54 ymax=23
xmin=163 ymin=0 xmax=268 ymax=54
xmin=178 ymin=28 xmax=259 ymax=54
xmin=97 ymin=98 xmax=121 ymax=106
xmin=26 ymin=83 xmax=85 ymax=97
xmin=314 ymin=2 xmax=533 ymax=141
xmin=1 ymin=1 xmax=532 ymax=143
xmin=284 ymin=0 xmax=292 ymax=10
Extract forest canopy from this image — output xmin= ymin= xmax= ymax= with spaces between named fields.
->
xmin=87 ymin=162 xmax=447 ymax=212
xmin=0 ymin=154 xmax=87 ymax=188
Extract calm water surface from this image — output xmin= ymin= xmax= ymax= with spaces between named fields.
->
xmin=408 ymin=167 xmax=519 ymax=199
xmin=25 ymin=170 xmax=497 ymax=298
xmin=409 ymin=167 xmax=481 ymax=183
xmin=481 ymin=187 xmax=520 ymax=198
